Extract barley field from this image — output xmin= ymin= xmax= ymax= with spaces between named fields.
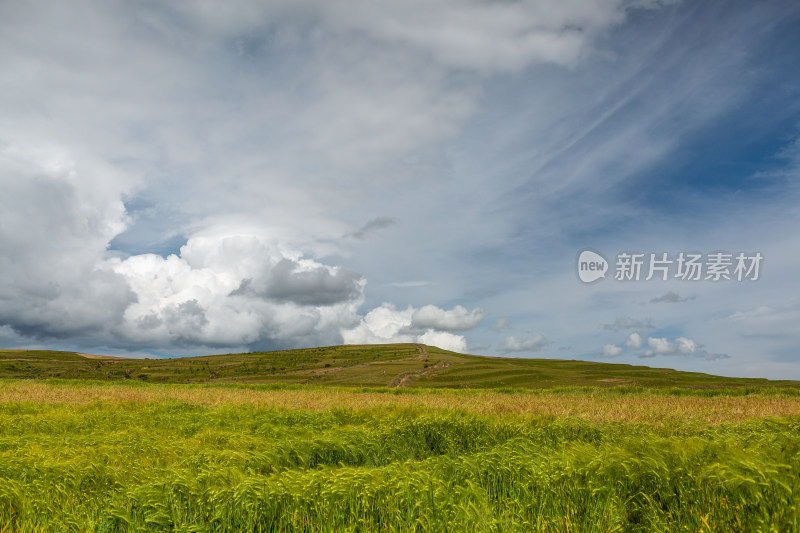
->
xmin=1 ymin=380 xmax=799 ymax=531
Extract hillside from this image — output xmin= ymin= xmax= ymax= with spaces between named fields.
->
xmin=0 ymin=344 xmax=796 ymax=389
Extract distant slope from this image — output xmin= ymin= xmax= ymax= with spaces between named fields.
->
xmin=0 ymin=344 xmax=796 ymax=389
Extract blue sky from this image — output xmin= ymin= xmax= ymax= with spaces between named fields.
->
xmin=1 ymin=0 xmax=799 ymax=378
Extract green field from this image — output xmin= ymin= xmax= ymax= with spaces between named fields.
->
xmin=1 ymin=378 xmax=800 ymax=531
xmin=1 ymin=346 xmax=799 ymax=531
xmin=1 ymin=344 xmax=797 ymax=390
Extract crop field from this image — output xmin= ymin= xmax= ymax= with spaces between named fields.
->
xmin=1 ymin=379 xmax=800 ymax=532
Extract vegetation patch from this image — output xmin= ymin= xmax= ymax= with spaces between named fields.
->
xmin=0 ymin=380 xmax=799 ymax=531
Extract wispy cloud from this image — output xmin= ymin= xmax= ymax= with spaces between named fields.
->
xmin=490 ymin=318 xmax=510 ymax=332
xmin=499 ymin=335 xmax=547 ymax=354
xmin=386 ymin=281 xmax=434 ymax=288
xmin=345 ymin=217 xmax=399 ymax=240
xmin=649 ymin=291 xmax=695 ymax=304
xmin=603 ymin=317 xmax=655 ymax=331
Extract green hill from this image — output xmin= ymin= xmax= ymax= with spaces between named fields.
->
xmin=0 ymin=344 xmax=795 ymax=389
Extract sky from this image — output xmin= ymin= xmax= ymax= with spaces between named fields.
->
xmin=1 ymin=0 xmax=799 ymax=379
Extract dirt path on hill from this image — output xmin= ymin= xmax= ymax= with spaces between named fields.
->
xmin=388 ymin=344 xmax=450 ymax=388
xmin=413 ymin=344 xmax=428 ymax=359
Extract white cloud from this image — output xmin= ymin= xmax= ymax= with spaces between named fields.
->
xmin=499 ymin=335 xmax=547 ymax=354
xmin=602 ymin=343 xmax=624 ymax=357
xmin=113 ymin=232 xmax=364 ymax=349
xmin=418 ymin=330 xmax=467 ymax=353
xmin=626 ymin=332 xmax=644 ymax=349
xmin=676 ymin=337 xmax=697 ymax=355
xmin=728 ymin=305 xmax=773 ymax=321
xmin=170 ymin=0 xmax=642 ymax=73
xmin=411 ymin=304 xmax=487 ymax=332
xmin=646 ymin=337 xmax=675 ymax=355
xmin=340 ymin=303 xmax=470 ymax=352
xmin=341 ymin=303 xmax=415 ymax=345
xmin=640 ymin=336 xmax=711 ymax=359
xmin=316 ymin=0 xmax=632 ymax=72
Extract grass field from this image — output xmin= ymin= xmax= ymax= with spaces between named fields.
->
xmin=1 ymin=378 xmax=800 ymax=531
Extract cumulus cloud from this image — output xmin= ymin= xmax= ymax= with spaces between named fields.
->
xmin=499 ymin=335 xmax=547 ymax=354
xmin=0 ymin=137 xmax=441 ymax=353
xmin=603 ymin=317 xmax=655 ymax=330
xmin=675 ymin=336 xmax=697 ymax=355
xmin=235 ymin=259 xmax=364 ymax=306
xmin=341 ymin=303 xmax=415 ymax=345
xmin=411 ymin=305 xmax=487 ymax=332
xmin=418 ymin=330 xmax=467 ymax=354
xmin=0 ymin=145 xmax=136 ymax=339
xmin=112 ymin=232 xmax=365 ymax=349
xmin=646 ymin=337 xmax=675 ymax=355
xmin=601 ymin=344 xmax=624 ymax=357
xmin=340 ymin=303 xmax=471 ymax=352
xmin=637 ymin=335 xmax=724 ymax=360
xmin=626 ymin=332 xmax=644 ymax=349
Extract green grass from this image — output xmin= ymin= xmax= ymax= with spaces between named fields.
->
xmin=0 ymin=380 xmax=799 ymax=531
xmin=0 ymin=343 xmax=797 ymax=390
xmin=2 ymin=347 xmax=798 ymax=530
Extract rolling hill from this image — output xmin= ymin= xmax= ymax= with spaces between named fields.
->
xmin=0 ymin=344 xmax=796 ymax=389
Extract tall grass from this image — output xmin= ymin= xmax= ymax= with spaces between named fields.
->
xmin=3 ymin=380 xmax=800 ymax=423
xmin=0 ymin=381 xmax=799 ymax=531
